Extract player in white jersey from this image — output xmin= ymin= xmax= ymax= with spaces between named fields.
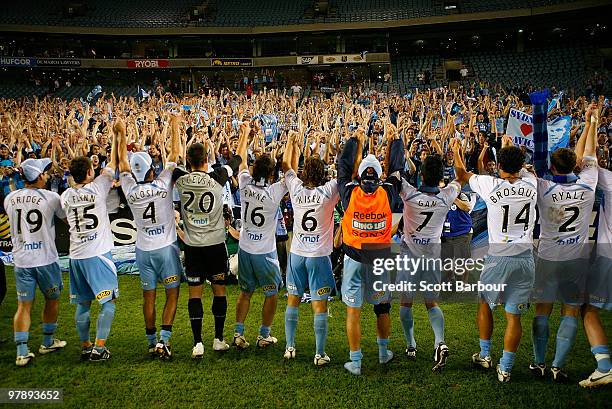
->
xmin=61 ymin=128 xmax=118 ymax=362
xmin=281 ymin=131 xmax=339 ymax=365
xmin=5 ymin=158 xmax=67 ymax=366
xmin=233 ymin=121 xmax=287 ymax=349
xmin=576 ymin=108 xmax=612 ymax=388
xmin=452 ymin=136 xmax=537 ymax=382
xmin=529 ymin=102 xmax=599 ymax=382
xmin=116 ymin=117 xmax=182 ymax=359
xmin=396 ymin=154 xmax=460 ymax=371
xmin=173 ymin=120 xmax=238 ymax=359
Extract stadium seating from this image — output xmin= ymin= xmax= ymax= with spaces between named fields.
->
xmin=0 ymin=0 xmax=586 ymax=27
xmin=52 ymin=85 xmax=139 ymax=100
xmin=390 ymin=45 xmax=596 ymax=92
xmin=0 ymin=85 xmax=48 ymax=99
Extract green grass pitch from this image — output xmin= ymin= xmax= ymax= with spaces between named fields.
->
xmin=0 ymin=271 xmax=610 ymax=409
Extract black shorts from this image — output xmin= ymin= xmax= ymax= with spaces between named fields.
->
xmin=184 ymin=242 xmax=229 ymax=286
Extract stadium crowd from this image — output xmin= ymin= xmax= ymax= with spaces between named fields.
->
xmin=0 ymin=83 xmax=610 ymax=388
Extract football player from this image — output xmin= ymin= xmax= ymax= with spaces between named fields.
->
xmin=576 ymin=107 xmax=612 ymax=388
xmin=529 ymin=95 xmax=598 ymax=382
xmin=452 ymin=135 xmax=538 ymax=382
xmin=396 ymin=153 xmax=460 ymax=371
xmin=233 ymin=121 xmax=287 ymax=349
xmin=5 ymin=158 xmax=67 ymax=366
xmin=117 ymin=116 xmax=182 ymax=359
xmin=61 ymin=126 xmax=119 ymax=361
xmin=173 ymin=118 xmax=239 ymax=358
xmin=281 ymin=130 xmax=339 ymax=365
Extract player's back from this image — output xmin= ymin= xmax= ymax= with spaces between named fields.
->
xmin=469 ymin=171 xmax=538 ymax=256
xmin=400 ymin=180 xmax=460 ymax=253
xmin=175 ymin=167 xmax=228 ymax=247
xmin=61 ymin=173 xmax=114 ymax=259
xmin=238 ymin=170 xmax=288 ymax=254
xmin=597 ymin=167 xmax=612 ymax=246
xmin=4 ymin=188 xmax=64 ymax=268
xmin=537 ymin=160 xmax=597 ymax=261
xmin=121 ymin=167 xmax=176 ymax=251
xmin=286 ymin=170 xmax=338 ymax=257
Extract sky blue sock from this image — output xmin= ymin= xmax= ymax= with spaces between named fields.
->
xmin=313 ymin=312 xmax=327 ymax=356
xmin=500 ymin=350 xmax=516 ymax=372
xmin=160 ymin=329 xmax=172 ymax=344
xmin=15 ymin=331 xmax=29 ymax=357
xmin=428 ymin=306 xmax=445 ymax=347
xmin=95 ymin=302 xmax=115 ymax=342
xmin=377 ymin=337 xmax=389 ymax=360
xmin=532 ymin=315 xmax=549 ymax=365
xmin=145 ymin=328 xmax=157 ymax=346
xmin=284 ymin=306 xmax=298 ymax=348
xmin=399 ymin=306 xmax=416 ymax=348
xmin=592 ymin=345 xmax=612 ymax=372
xmin=42 ymin=322 xmax=57 ymax=347
xmin=259 ymin=325 xmax=271 ymax=338
xmin=235 ymin=322 xmax=245 ymax=336
xmin=350 ymin=349 xmax=363 ymax=366
xmin=479 ymin=338 xmax=491 ymax=358
xmin=75 ymin=303 xmax=91 ymax=343
xmin=552 ymin=316 xmax=577 ymax=368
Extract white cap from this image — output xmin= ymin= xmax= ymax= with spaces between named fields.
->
xmin=358 ymin=154 xmax=382 ymax=179
xmin=130 ymin=152 xmax=153 ymax=182
xmin=21 ymin=158 xmax=52 ymax=182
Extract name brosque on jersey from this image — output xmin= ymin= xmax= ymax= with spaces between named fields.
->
xmin=489 ymin=185 xmax=536 ymax=204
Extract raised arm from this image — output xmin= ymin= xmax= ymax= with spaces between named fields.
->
xmin=451 ymin=138 xmax=474 ymax=186
xmin=237 ymin=121 xmax=250 ymax=172
xmin=114 ymin=119 xmax=130 ymax=174
xmin=575 ymin=103 xmax=595 ymax=161
xmin=281 ymin=130 xmax=295 ymax=173
xmin=583 ymin=107 xmax=599 ymax=159
xmin=167 ymin=114 xmax=181 ymax=164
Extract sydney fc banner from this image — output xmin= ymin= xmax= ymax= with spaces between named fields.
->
xmin=507 ymin=109 xmax=571 ymax=152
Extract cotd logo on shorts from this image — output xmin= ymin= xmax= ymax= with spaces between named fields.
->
xmin=262 ymin=284 xmax=276 ymax=292
xmin=96 ymin=290 xmax=112 ymax=300
xmin=316 ymin=287 xmax=331 ymax=296
xmin=163 ymin=276 xmax=178 ymax=285
xmin=211 ymin=273 xmax=225 ymax=281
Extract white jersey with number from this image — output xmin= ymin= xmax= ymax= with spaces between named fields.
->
xmin=4 ymin=188 xmax=65 ymax=268
xmin=61 ymin=169 xmax=115 ymax=259
xmin=597 ymin=167 xmax=612 ymax=246
xmin=120 ymin=163 xmax=177 ymax=251
xmin=285 ymin=170 xmax=339 ymax=257
xmin=238 ymin=170 xmax=287 ymax=254
xmin=469 ymin=169 xmax=538 ymax=256
xmin=536 ymin=157 xmax=597 ymax=261
xmin=400 ymin=180 xmax=460 ymax=255
xmin=174 ymin=165 xmax=232 ymax=247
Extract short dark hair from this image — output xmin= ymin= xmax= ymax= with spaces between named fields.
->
xmin=302 ymin=156 xmax=326 ymax=188
xmin=421 ymin=154 xmax=444 ymax=187
xmin=252 ymin=154 xmax=275 ymax=182
xmin=550 ymin=148 xmax=576 ymax=174
xmin=69 ymin=156 xmax=92 ymax=183
xmin=187 ymin=143 xmax=208 ymax=168
xmin=497 ymin=146 xmax=524 ymax=174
